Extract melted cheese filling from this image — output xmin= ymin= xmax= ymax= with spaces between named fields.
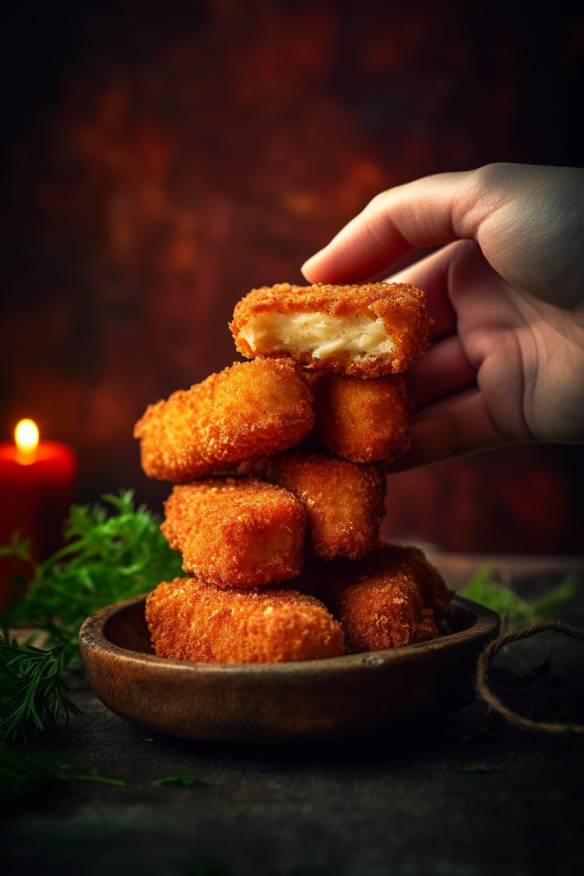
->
xmin=240 ymin=312 xmax=393 ymax=360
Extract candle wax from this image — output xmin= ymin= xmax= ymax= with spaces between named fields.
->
xmin=0 ymin=441 xmax=77 ymax=561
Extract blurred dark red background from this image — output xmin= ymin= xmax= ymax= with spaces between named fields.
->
xmin=1 ymin=0 xmax=583 ymax=553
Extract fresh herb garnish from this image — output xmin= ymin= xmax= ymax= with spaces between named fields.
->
xmin=0 ymin=491 xmax=182 ymax=743
xmin=5 ymin=490 xmax=183 ymax=660
xmin=0 ymin=746 xmax=126 ymax=799
xmin=460 ymin=566 xmax=578 ymax=629
xmin=152 ymin=771 xmax=206 ymax=787
xmin=0 ymin=634 xmax=81 ymax=743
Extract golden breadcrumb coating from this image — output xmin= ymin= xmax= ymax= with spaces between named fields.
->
xmin=312 ymin=373 xmax=411 ymax=464
xmin=242 ymin=452 xmax=386 ymax=561
xmin=230 ymin=282 xmax=432 ymax=376
xmin=382 ymin=543 xmax=454 ymax=620
xmin=162 ymin=478 xmax=306 ymax=588
xmin=334 ymin=574 xmax=438 ymax=652
xmin=134 ymin=358 xmax=314 ymax=482
xmin=146 ymin=577 xmax=345 ymax=664
xmin=301 ymin=543 xmax=453 ymax=652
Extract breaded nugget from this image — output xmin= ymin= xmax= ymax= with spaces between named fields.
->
xmin=335 ymin=574 xmax=438 ymax=652
xmin=313 ymin=373 xmax=410 ymax=464
xmin=134 ymin=358 xmax=314 ymax=482
xmin=302 ymin=543 xmax=453 ymax=652
xmin=162 ymin=479 xmax=305 ymax=588
xmin=244 ymin=452 xmax=386 ymax=561
xmin=383 ymin=543 xmax=453 ymax=620
xmin=146 ymin=577 xmax=345 ymax=664
xmin=230 ymin=282 xmax=432 ymax=376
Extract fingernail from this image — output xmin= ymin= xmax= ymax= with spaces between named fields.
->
xmin=301 ymin=249 xmax=325 ymax=280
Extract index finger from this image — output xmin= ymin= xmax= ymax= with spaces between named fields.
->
xmin=302 ymin=169 xmax=485 ymax=283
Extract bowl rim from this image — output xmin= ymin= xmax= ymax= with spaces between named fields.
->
xmin=79 ymin=594 xmax=500 ymax=678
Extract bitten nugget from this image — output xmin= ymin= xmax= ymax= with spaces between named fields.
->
xmin=302 ymin=543 xmax=453 ymax=652
xmin=244 ymin=452 xmax=386 ymax=561
xmin=313 ymin=374 xmax=410 ymax=464
xmin=134 ymin=358 xmax=314 ymax=482
xmin=146 ymin=577 xmax=345 ymax=664
xmin=230 ymin=282 xmax=432 ymax=376
xmin=162 ymin=479 xmax=305 ymax=588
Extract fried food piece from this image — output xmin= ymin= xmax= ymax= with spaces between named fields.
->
xmin=146 ymin=577 xmax=345 ymax=664
xmin=302 ymin=543 xmax=453 ymax=652
xmin=230 ymin=282 xmax=432 ymax=376
xmin=384 ymin=543 xmax=453 ymax=620
xmin=134 ymin=358 xmax=314 ymax=482
xmin=313 ymin=373 xmax=410 ymax=464
xmin=244 ymin=452 xmax=386 ymax=561
xmin=162 ymin=479 xmax=305 ymax=588
xmin=334 ymin=573 xmax=438 ymax=652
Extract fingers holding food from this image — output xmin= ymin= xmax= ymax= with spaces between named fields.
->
xmin=162 ymin=479 xmax=306 ymax=588
xmin=146 ymin=577 xmax=345 ymax=664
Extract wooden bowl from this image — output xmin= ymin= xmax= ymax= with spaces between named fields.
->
xmin=79 ymin=595 xmax=499 ymax=743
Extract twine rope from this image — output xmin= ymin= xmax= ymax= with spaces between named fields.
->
xmin=475 ymin=621 xmax=584 ymax=735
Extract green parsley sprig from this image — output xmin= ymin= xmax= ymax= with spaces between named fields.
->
xmin=460 ymin=566 xmax=578 ymax=629
xmin=0 ymin=746 xmax=126 ymax=800
xmin=0 ymin=491 xmax=183 ymax=743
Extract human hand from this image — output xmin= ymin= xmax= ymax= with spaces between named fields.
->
xmin=302 ymin=163 xmax=584 ymax=468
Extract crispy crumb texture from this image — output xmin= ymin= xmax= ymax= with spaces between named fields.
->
xmin=146 ymin=577 xmax=345 ymax=664
xmin=133 ymin=358 xmax=314 ymax=482
xmin=384 ymin=543 xmax=454 ymax=620
xmin=245 ymin=452 xmax=385 ymax=561
xmin=313 ymin=373 xmax=411 ymax=464
xmin=230 ymin=282 xmax=432 ymax=376
xmin=302 ymin=542 xmax=454 ymax=652
xmin=162 ymin=478 xmax=306 ymax=588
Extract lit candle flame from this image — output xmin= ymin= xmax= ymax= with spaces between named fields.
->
xmin=14 ymin=418 xmax=40 ymax=456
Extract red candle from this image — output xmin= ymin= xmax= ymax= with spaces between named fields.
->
xmin=0 ymin=419 xmax=77 ymax=565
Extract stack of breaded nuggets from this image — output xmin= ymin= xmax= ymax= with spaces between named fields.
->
xmin=136 ymin=283 xmax=453 ymax=664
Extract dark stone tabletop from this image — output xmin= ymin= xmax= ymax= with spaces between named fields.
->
xmin=2 ymin=557 xmax=584 ymax=876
